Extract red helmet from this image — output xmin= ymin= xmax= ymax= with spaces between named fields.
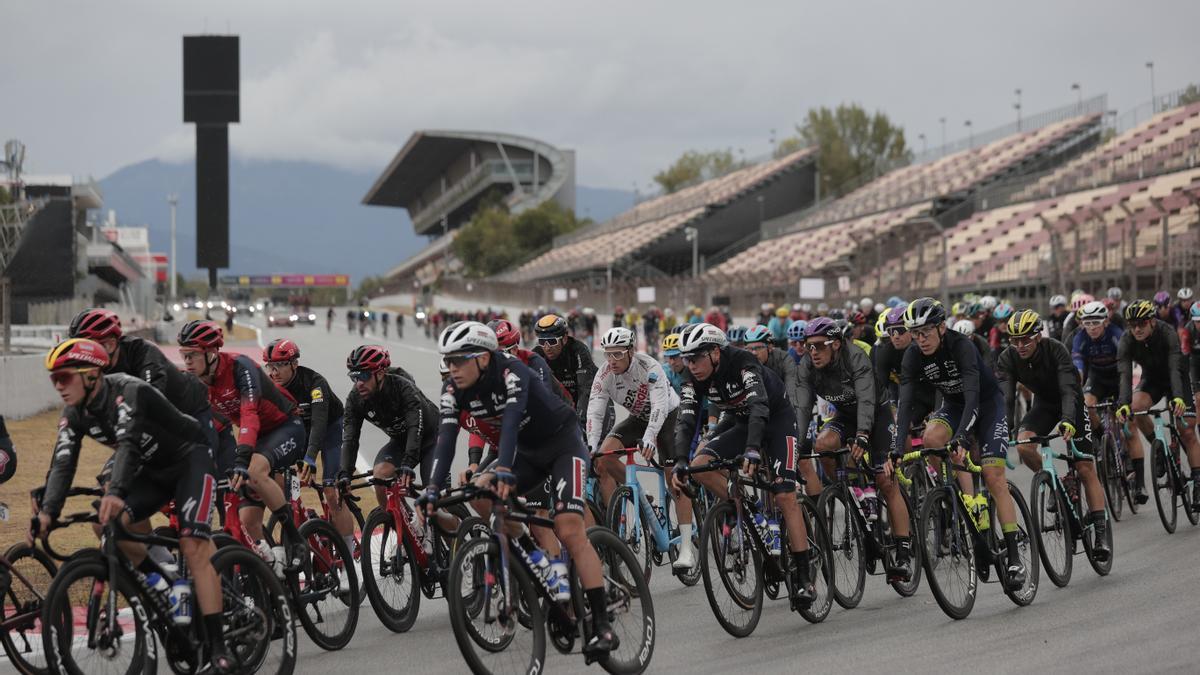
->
xmin=263 ymin=338 xmax=300 ymax=363
xmin=487 ymin=319 xmax=520 ymax=349
xmin=177 ymin=320 xmax=224 ymax=350
xmin=347 ymin=345 xmax=390 ymax=372
xmin=849 ymin=311 xmax=868 ymax=326
xmin=68 ymin=308 xmax=122 ymax=340
xmin=45 ymin=338 xmax=110 ymax=371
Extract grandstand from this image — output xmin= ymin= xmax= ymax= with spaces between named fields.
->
xmin=503 ymin=147 xmax=818 ymax=282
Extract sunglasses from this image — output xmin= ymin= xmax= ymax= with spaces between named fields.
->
xmin=348 ymin=370 xmax=375 ymax=382
xmin=911 ymin=327 xmax=938 ymax=340
xmin=887 ymin=327 xmax=908 ymax=337
xmin=443 ymin=353 xmax=485 ymax=367
xmin=1081 ymin=319 xmax=1105 ymax=329
xmin=603 ymin=350 xmax=629 ymax=360
xmin=264 ymin=361 xmax=294 ymax=371
xmin=1129 ymin=319 xmax=1152 ymax=329
xmin=49 ymin=370 xmax=82 ymax=386
xmin=1010 ymin=335 xmax=1038 ymax=347
xmin=682 ymin=353 xmax=705 ymax=364
xmin=537 ymin=337 xmax=563 ymax=346
xmin=805 ymin=341 xmax=832 ymax=352
xmin=747 ymin=343 xmax=769 ymax=352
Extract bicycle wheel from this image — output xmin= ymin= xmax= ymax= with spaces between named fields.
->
xmin=918 ymin=487 xmax=977 ymax=620
xmin=291 ymin=518 xmax=360 ymax=650
xmin=816 ymin=486 xmax=865 ymax=609
xmin=1150 ymin=439 xmax=1177 ymax=534
xmin=360 ymin=509 xmax=422 ymax=632
xmin=2 ymin=544 xmax=57 ymax=675
xmin=1098 ymin=434 xmax=1123 ymax=522
xmin=1181 ymin=457 xmax=1199 ymax=527
xmin=211 ymin=545 xmax=297 ymax=675
xmin=41 ymin=556 xmax=150 ymax=675
xmin=453 ymin=516 xmax=491 ymax=557
xmin=796 ymin=497 xmax=834 ymax=624
xmin=879 ymin=491 xmax=923 ymax=598
xmin=995 ymin=481 xmax=1039 ymax=607
xmin=446 ymin=536 xmax=545 ymax=675
xmin=698 ymin=500 xmax=762 ymax=637
xmin=586 ymin=526 xmax=656 ymax=674
xmin=607 ymin=486 xmax=654 ymax=583
xmin=1030 ymin=471 xmax=1072 ymax=588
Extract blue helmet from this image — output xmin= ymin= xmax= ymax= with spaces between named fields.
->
xmin=886 ymin=296 xmax=905 ymax=308
xmin=725 ymin=325 xmax=747 ymax=343
xmin=1191 ymin=304 xmax=1200 ymax=321
xmin=744 ymin=325 xmax=772 ymax=345
xmin=786 ymin=320 xmax=808 ymax=341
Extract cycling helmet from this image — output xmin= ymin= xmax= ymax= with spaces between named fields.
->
xmin=874 ymin=312 xmax=888 ymax=338
xmin=874 ymin=303 xmax=886 ymax=315
xmin=828 ymin=310 xmax=845 ymax=321
xmin=177 ymin=320 xmax=224 ymax=350
xmin=950 ymin=302 xmax=964 ymax=317
xmin=534 ymin=314 xmax=568 ymax=338
xmin=786 ymin=321 xmax=806 ymax=341
xmin=439 ymin=321 xmax=498 ymax=355
xmin=669 ymin=324 xmax=688 ymax=335
xmin=1007 ymin=309 xmax=1042 ymax=338
xmin=979 ymin=295 xmax=998 ymax=311
xmin=725 ymin=325 xmax=747 ymax=343
xmin=885 ymin=296 xmax=905 ymax=308
xmin=487 ymin=319 xmax=521 ymax=349
xmin=993 ymin=303 xmax=1014 ymax=320
xmin=1048 ymin=294 xmax=1067 ymax=309
xmin=884 ymin=305 xmax=906 ymax=330
xmin=1124 ymin=300 xmax=1155 ymax=321
xmin=661 ymin=333 xmax=681 ymax=356
xmin=965 ymin=302 xmax=985 ymax=317
xmin=262 ymin=338 xmax=300 ymax=363
xmin=832 ymin=319 xmax=850 ymax=339
xmin=848 ymin=311 xmax=867 ymax=326
xmin=1191 ymin=304 xmax=1200 ymax=321
xmin=68 ymin=308 xmax=122 ymax=341
xmin=805 ymin=317 xmax=840 ymax=339
xmin=678 ymin=323 xmax=727 ymax=354
xmin=45 ymin=338 xmax=110 ymax=371
xmin=775 ymin=307 xmax=789 ymax=318
xmin=1179 ymin=287 xmax=1195 ymax=301
xmin=744 ymin=325 xmax=772 ymax=345
xmin=1078 ymin=301 xmax=1108 ymax=322
xmin=347 ymin=345 xmax=391 ymax=371
xmin=903 ymin=297 xmax=946 ymax=329
xmin=1152 ymin=291 xmax=1171 ymax=307
xmin=1070 ymin=294 xmax=1094 ymax=312
xmin=600 ymin=327 xmax=635 ymax=349
xmin=952 ymin=320 xmax=975 ymax=336
xmin=1106 ymin=287 xmax=1122 ymax=300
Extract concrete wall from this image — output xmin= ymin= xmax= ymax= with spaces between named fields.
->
xmin=0 ymin=354 xmax=61 ymax=420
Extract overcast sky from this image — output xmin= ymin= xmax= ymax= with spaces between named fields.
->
xmin=5 ymin=0 xmax=1197 ymax=189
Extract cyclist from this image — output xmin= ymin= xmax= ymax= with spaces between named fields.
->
xmin=671 ymin=323 xmax=816 ymax=607
xmin=327 ymin=307 xmax=335 ymax=332
xmin=989 ymin=302 xmax=1015 ymax=356
xmin=768 ymin=306 xmax=791 ymax=346
xmin=726 ymin=325 xmax=748 ymax=349
xmin=1175 ymin=288 xmax=1195 ymax=353
xmin=339 ymin=345 xmax=440 ymax=516
xmin=0 ymin=415 xmax=13 ymax=485
xmin=533 ymin=313 xmax=606 ymax=428
xmin=1000 ymin=310 xmax=1110 ymax=561
xmin=588 ymin=327 xmax=696 ymax=569
xmin=953 ymin=319 xmax=996 ymax=372
xmin=381 ymin=311 xmax=390 ymax=339
xmin=893 ymin=298 xmax=1027 ymax=590
xmin=262 ymin=338 xmax=357 ymax=555
xmin=489 ymin=318 xmax=571 ymax=402
xmin=797 ymin=317 xmax=914 ymax=581
xmin=1115 ymin=300 xmax=1200 ymax=504
xmin=744 ymin=325 xmax=818 ymax=494
xmin=35 ymin=338 xmax=234 ymax=672
xmin=785 ymin=320 xmax=808 ymax=364
xmin=1188 ymin=304 xmax=1200 ymax=403
xmin=1071 ymin=301 xmax=1141 ymax=502
xmin=1046 ymin=295 xmax=1070 ymax=342
xmin=1153 ymin=291 xmax=1174 ymax=326
xmin=424 ymin=321 xmax=621 ymax=657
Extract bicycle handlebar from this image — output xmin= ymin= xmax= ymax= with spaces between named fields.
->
xmin=36 ymin=511 xmax=100 ymax=561
xmin=897 ymin=446 xmax=982 ymax=474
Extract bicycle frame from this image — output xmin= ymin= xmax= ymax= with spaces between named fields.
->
xmin=376 ymin=479 xmax=432 ymax=572
xmin=607 ymin=447 xmax=678 ymax=554
xmin=1025 ymin=434 xmax=1104 ymax=538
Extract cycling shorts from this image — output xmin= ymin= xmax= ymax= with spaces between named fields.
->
xmin=1083 ymin=371 xmax=1119 ymax=403
xmin=511 ymin=421 xmax=591 ymax=517
xmin=238 ymin=418 xmax=307 ymax=509
xmin=605 ymin=408 xmax=679 ymax=465
xmin=1019 ymin=400 xmax=1094 ymax=455
xmin=125 ymin=443 xmax=218 ymax=540
xmin=819 ymin=402 xmax=897 ymax=470
xmin=700 ymin=406 xmax=800 ymax=494
xmin=928 ymin=395 xmax=1010 ymax=464
xmin=374 ymin=437 xmax=441 ymax=488
xmin=314 ymin=416 xmax=344 ymax=484
xmin=1136 ymin=374 xmax=1196 ymax=411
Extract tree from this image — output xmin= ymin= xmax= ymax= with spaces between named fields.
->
xmin=773 ymin=136 xmax=805 ymax=159
xmin=453 ymin=199 xmax=588 ymax=277
xmin=652 ymin=149 xmax=749 ymax=194
xmin=1179 ymin=84 xmax=1200 ymax=106
xmin=0 ymin=185 xmax=10 ymax=205
xmin=799 ymin=103 xmax=911 ymax=197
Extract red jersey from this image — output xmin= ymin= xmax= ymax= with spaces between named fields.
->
xmin=207 ymin=352 xmax=296 ymax=449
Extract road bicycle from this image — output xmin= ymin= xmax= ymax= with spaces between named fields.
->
xmin=1089 ymin=400 xmax=1137 ymax=520
xmin=1 ymin=491 xmax=60 ymax=675
xmin=901 ymin=445 xmax=1039 ymax=620
xmin=1021 ymin=433 xmax=1113 ymax=586
xmin=602 ymin=447 xmax=701 ymax=587
xmin=1134 ymin=406 xmax=1199 ymax=533
xmin=682 ymin=455 xmax=833 ymax=637
xmin=817 ymin=447 xmax=921 ymax=609
xmin=439 ymin=483 xmax=656 ymax=674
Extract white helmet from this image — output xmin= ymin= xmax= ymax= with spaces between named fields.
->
xmin=678 ymin=323 xmax=727 ymax=354
xmin=979 ymin=295 xmax=998 ymax=311
xmin=952 ymin=319 xmax=975 ymax=336
xmin=1106 ymin=287 xmax=1122 ymax=300
xmin=873 ymin=303 xmax=886 ymax=314
xmin=1179 ymin=287 xmax=1195 ymax=301
xmin=1078 ymin=301 xmax=1108 ymax=321
xmin=1048 ymin=294 xmax=1067 ymax=308
xmin=859 ymin=297 xmax=874 ymax=310
xmin=600 ymin=327 xmax=635 ymax=349
xmin=438 ymin=321 xmax=498 ymax=355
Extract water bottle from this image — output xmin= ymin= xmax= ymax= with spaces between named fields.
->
xmin=144 ymin=572 xmax=170 ymax=596
xmin=169 ymin=579 xmax=192 ymax=626
xmin=766 ymin=518 xmax=781 ymax=557
xmin=752 ymin=512 xmax=771 ymax=550
xmin=549 ymin=558 xmax=570 ymax=602
xmin=973 ymin=494 xmax=990 ymax=530
xmin=528 ymin=549 xmax=553 ymax=591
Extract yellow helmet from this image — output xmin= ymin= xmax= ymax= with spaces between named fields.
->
xmin=874 ymin=311 xmax=888 ymax=338
xmin=775 ymin=307 xmax=789 ymax=318
xmin=1007 ymin=309 xmax=1042 ymax=338
xmin=661 ymin=333 xmax=681 ymax=355
xmin=45 ymin=337 xmax=110 ymax=371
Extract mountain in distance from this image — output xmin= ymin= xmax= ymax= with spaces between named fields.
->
xmin=98 ymin=158 xmax=635 ymax=282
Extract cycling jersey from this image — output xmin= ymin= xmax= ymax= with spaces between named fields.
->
xmin=1071 ymin=324 xmax=1122 ymax=381
xmin=534 ymin=336 xmax=598 ymax=420
xmin=42 ymin=373 xmax=214 ymax=536
xmin=997 ymin=339 xmax=1086 ymax=428
xmin=586 ymin=352 xmax=679 ymax=451
xmin=280 ymin=365 xmax=345 ymax=467
xmin=1186 ymin=322 xmax=1200 ymax=387
xmin=762 ymin=349 xmax=803 ymax=419
xmin=512 ymin=347 xmax=573 ymax=405
xmin=341 ymin=371 xmax=438 ymax=474
xmin=793 ymin=341 xmax=877 ymax=441
xmin=1118 ymin=319 xmax=1193 ymax=408
xmin=110 ymin=335 xmax=209 ymax=415
xmin=872 ymin=339 xmax=904 ymax=404
xmin=467 ymin=347 xmax=573 ymax=466
xmin=1046 ymin=312 xmax=1069 ymax=342
xmin=894 ymin=328 xmax=1006 ymax=458
xmin=206 ymin=353 xmax=296 ymax=452
xmin=967 ymin=332 xmax=996 ymax=372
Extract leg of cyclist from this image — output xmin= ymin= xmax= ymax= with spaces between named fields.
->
xmin=241 ymin=418 xmax=307 ymax=568
xmin=867 ymin=403 xmax=911 ymax=579
xmin=688 ymin=424 xmax=745 ymax=501
xmin=319 ymin=418 xmax=358 ymax=552
xmin=1016 ymin=403 xmax=1059 ymax=472
xmin=1128 ymin=390 xmax=1154 ymax=498
xmin=976 ymin=399 xmax=1025 ymax=589
xmin=768 ymin=417 xmax=813 ymax=607
xmin=1084 ymin=392 xmax=1102 ymax=435
xmin=1070 ymin=409 xmax=1110 ymax=558
xmin=924 ymin=409 xmax=974 ymax=494
xmin=593 ymin=434 xmax=626 ymax=509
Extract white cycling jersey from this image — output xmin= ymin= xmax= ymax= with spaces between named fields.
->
xmin=586 ymin=352 xmax=680 ymax=450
